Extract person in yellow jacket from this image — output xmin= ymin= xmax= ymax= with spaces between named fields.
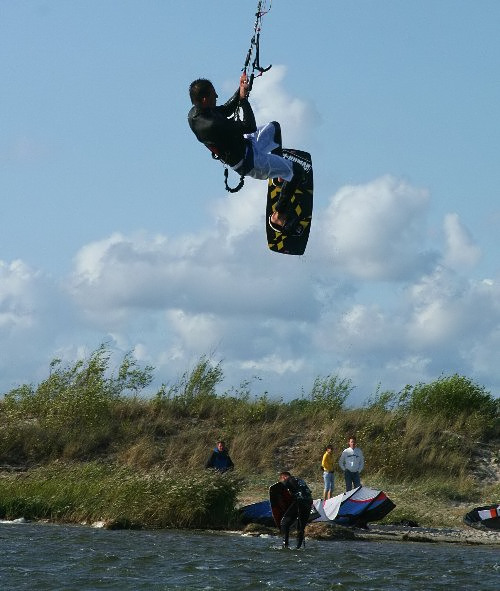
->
xmin=321 ymin=444 xmax=335 ymax=500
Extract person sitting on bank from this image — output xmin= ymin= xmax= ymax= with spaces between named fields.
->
xmin=205 ymin=440 xmax=234 ymax=473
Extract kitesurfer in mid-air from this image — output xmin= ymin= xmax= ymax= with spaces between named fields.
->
xmin=278 ymin=471 xmax=313 ymax=549
xmin=188 ymin=73 xmax=304 ymax=233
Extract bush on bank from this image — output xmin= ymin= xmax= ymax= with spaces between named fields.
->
xmin=0 ymin=347 xmax=498 ymax=484
xmin=0 ymin=462 xmax=243 ymax=529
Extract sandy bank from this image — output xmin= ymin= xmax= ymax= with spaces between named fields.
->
xmin=242 ymin=522 xmax=500 ymax=546
xmin=351 ymin=523 xmax=500 ymax=546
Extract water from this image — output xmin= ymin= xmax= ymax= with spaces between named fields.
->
xmin=0 ymin=521 xmax=499 ymax=590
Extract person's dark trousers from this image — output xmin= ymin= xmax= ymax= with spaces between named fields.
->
xmin=344 ymin=470 xmax=361 ymax=491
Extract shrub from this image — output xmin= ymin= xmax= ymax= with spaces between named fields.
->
xmin=155 ymin=356 xmax=222 ymax=417
xmin=0 ymin=462 xmax=243 ymax=529
xmin=398 ymin=374 xmax=498 ymax=437
xmin=0 ymin=346 xmax=153 ymax=461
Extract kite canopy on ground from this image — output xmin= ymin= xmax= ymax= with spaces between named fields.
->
xmin=464 ymin=505 xmax=500 ymax=530
xmin=240 ymin=486 xmax=396 ymax=528
xmin=310 ymin=486 xmax=396 ymax=528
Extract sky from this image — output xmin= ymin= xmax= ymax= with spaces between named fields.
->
xmin=1 ymin=0 xmax=500 ymax=405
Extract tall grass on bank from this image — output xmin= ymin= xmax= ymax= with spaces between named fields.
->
xmin=0 ymin=462 xmax=243 ymax=529
xmin=1 ymin=347 xmax=498 ymax=485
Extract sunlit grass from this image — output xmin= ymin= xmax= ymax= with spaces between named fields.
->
xmin=0 ymin=347 xmax=498 ymax=529
xmin=0 ymin=462 xmax=243 ymax=529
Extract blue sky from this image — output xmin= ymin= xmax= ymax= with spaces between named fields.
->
xmin=1 ymin=0 xmax=500 ymax=404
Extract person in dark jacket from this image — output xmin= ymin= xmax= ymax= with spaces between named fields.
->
xmin=205 ymin=440 xmax=234 ymax=473
xmin=188 ymin=73 xmax=304 ymax=233
xmin=279 ymin=471 xmax=313 ymax=549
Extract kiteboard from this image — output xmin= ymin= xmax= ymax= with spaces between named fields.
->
xmin=269 ymin=482 xmax=293 ymax=528
xmin=266 ymin=149 xmax=313 ymax=255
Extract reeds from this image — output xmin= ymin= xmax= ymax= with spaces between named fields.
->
xmin=0 ymin=462 xmax=243 ymax=529
xmin=0 ymin=347 xmax=498 ymax=527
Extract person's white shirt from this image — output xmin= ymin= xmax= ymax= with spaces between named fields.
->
xmin=338 ymin=445 xmax=364 ymax=473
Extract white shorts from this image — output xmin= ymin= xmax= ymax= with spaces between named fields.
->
xmin=232 ymin=122 xmax=294 ymax=181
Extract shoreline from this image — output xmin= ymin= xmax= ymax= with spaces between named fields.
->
xmin=241 ymin=522 xmax=500 ymax=547
xmin=2 ymin=516 xmax=499 ymax=546
xmin=345 ymin=523 xmax=500 ymax=546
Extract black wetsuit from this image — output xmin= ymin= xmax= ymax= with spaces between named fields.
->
xmin=188 ymin=89 xmax=257 ymax=166
xmin=281 ymin=476 xmax=313 ymax=549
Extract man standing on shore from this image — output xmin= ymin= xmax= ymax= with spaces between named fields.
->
xmin=338 ymin=436 xmax=364 ymax=491
xmin=321 ymin=444 xmax=335 ymax=500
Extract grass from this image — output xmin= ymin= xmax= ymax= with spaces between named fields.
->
xmin=0 ymin=462 xmax=243 ymax=529
xmin=0 ymin=348 xmax=498 ymax=529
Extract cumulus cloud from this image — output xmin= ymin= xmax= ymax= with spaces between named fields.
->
xmin=2 ymin=182 xmax=500 ymax=402
xmin=317 ymin=175 xmax=437 ymax=280
xmin=0 ymin=260 xmax=39 ymax=331
xmin=249 ymin=65 xmax=319 ymax=146
xmin=442 ymin=212 xmax=481 ymax=269
xmin=210 ymin=179 xmax=263 ymax=241
xmin=406 ymin=268 xmax=500 ymax=350
xmin=0 ymin=259 xmax=78 ymax=388
xmin=1 ymin=68 xmax=500 ymax=403
xmin=60 ymin=184 xmax=500 ymax=402
xmin=70 ymin=227 xmax=318 ymax=324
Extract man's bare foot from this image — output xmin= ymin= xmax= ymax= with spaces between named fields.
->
xmin=270 ymin=210 xmax=287 ymax=227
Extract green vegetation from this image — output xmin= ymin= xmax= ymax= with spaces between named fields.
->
xmin=0 ymin=347 xmax=498 ymax=529
xmin=0 ymin=463 xmax=242 ymax=529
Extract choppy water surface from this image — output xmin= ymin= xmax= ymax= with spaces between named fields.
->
xmin=0 ymin=521 xmax=499 ymax=590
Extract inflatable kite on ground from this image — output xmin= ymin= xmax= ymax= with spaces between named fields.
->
xmin=464 ymin=504 xmax=500 ymax=530
xmin=240 ymin=486 xmax=395 ymax=528
xmin=310 ymin=486 xmax=396 ymax=528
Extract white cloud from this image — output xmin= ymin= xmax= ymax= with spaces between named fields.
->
xmin=166 ymin=308 xmax=221 ymax=354
xmin=442 ymin=212 xmax=481 ymax=269
xmin=210 ymin=179 xmax=263 ymax=241
xmin=2 ymin=69 xmax=500 ymax=404
xmin=2 ymin=179 xmax=500 ymax=403
xmin=317 ymin=175 xmax=437 ymax=280
xmin=0 ymin=260 xmax=38 ymax=330
xmin=240 ymin=354 xmax=305 ymax=376
xmin=250 ymin=65 xmax=319 ymax=147
xmin=406 ymin=268 xmax=500 ymax=349
xmin=0 ymin=259 xmax=79 ymax=388
xmin=69 ymin=223 xmax=319 ymax=325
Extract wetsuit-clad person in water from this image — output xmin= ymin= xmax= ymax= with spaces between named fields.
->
xmin=188 ymin=73 xmax=304 ymax=233
xmin=279 ymin=471 xmax=313 ymax=549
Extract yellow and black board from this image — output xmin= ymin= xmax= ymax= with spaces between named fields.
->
xmin=266 ymin=149 xmax=313 ymax=255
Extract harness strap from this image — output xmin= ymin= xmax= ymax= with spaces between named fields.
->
xmin=224 ymin=168 xmax=245 ymax=193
